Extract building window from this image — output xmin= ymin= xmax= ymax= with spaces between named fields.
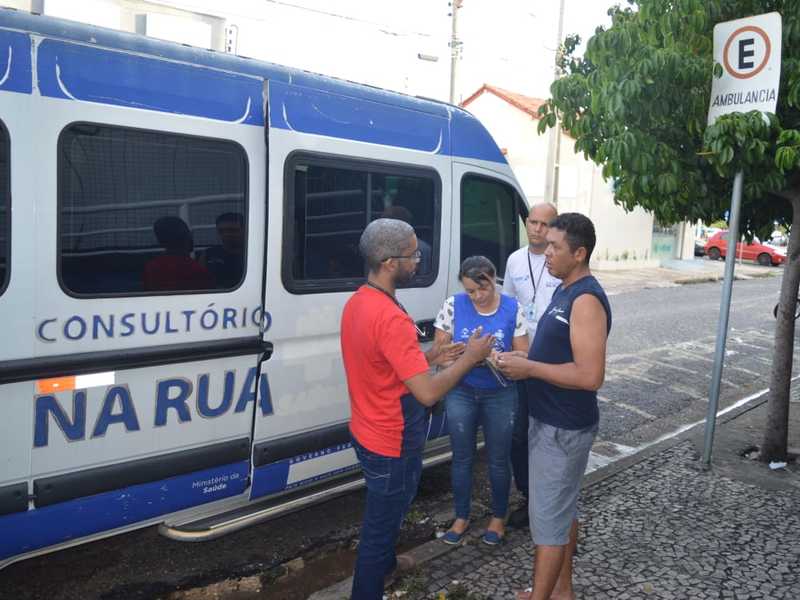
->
xmin=0 ymin=121 xmax=8 ymax=296
xmin=285 ymin=155 xmax=440 ymax=293
xmin=460 ymin=174 xmax=522 ymax=278
xmin=58 ymin=123 xmax=247 ymax=297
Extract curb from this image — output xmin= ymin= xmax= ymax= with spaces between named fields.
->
xmin=673 ymin=270 xmax=776 ymax=285
xmin=673 ymin=275 xmax=720 ymax=285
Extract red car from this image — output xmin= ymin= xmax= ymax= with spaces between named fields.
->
xmin=704 ymin=231 xmax=786 ymax=266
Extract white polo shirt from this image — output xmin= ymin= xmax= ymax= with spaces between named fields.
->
xmin=502 ymin=246 xmax=561 ymax=342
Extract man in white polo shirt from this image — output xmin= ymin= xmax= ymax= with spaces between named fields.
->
xmin=502 ymin=202 xmax=560 ymax=527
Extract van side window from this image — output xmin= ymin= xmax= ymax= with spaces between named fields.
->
xmin=460 ymin=174 xmax=521 ymax=279
xmin=0 ymin=121 xmax=8 ymax=296
xmin=58 ymin=123 xmax=248 ymax=297
xmin=285 ymin=156 xmax=440 ymax=293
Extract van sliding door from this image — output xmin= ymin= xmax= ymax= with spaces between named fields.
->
xmin=250 ymin=80 xmax=453 ymax=498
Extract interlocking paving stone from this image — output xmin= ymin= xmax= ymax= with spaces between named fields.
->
xmin=397 ymin=442 xmax=800 ymax=599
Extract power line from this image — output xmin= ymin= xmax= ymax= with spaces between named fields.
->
xmin=263 ymin=0 xmax=434 ymax=38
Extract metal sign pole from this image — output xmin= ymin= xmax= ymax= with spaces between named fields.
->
xmin=702 ymin=170 xmax=744 ymax=464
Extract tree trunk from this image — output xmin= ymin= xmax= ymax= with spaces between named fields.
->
xmin=761 ymin=195 xmax=800 ymax=462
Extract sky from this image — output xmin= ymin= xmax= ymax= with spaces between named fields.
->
xmin=40 ymin=0 xmax=615 ymax=103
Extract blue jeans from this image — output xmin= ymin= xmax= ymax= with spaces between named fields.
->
xmin=445 ymin=383 xmax=517 ymax=520
xmin=510 ymin=381 xmax=529 ymax=498
xmin=351 ymin=438 xmax=423 ymax=600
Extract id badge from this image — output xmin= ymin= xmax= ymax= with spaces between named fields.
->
xmin=525 ymin=301 xmax=537 ymax=324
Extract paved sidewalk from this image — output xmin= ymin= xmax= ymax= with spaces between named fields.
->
xmin=594 ymin=259 xmax=777 ymax=296
xmin=311 ymin=389 xmax=800 ymax=599
xmin=405 ymin=441 xmax=798 ymax=599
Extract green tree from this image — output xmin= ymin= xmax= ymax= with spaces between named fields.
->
xmin=538 ymin=0 xmax=799 ymax=461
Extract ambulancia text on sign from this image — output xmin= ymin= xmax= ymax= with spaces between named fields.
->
xmin=708 ymin=12 xmax=782 ymax=125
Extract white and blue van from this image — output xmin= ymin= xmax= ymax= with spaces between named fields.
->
xmin=0 ymin=8 xmax=528 ymax=567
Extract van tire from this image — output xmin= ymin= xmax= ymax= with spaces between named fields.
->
xmin=707 ymin=247 xmax=721 ymax=260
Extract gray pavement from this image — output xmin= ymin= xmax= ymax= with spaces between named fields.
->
xmin=313 ymin=387 xmax=800 ymax=600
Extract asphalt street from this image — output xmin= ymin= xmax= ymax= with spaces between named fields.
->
xmin=593 ymin=275 xmax=785 ymax=464
xmin=0 ymin=275 xmax=790 ymax=600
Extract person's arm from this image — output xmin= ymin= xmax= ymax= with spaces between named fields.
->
xmin=511 ymin=334 xmax=529 ymax=353
xmin=404 ymin=328 xmax=493 ymax=406
xmin=502 ymin=259 xmax=516 ymax=297
xmin=426 ymin=296 xmax=463 ymax=365
xmin=497 ymin=294 xmax=608 ymax=391
xmin=510 ymin=300 xmax=528 ymax=353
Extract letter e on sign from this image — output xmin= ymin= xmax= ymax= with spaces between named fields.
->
xmin=723 ymin=26 xmax=769 ymax=79
xmin=708 ymin=13 xmax=782 ymax=125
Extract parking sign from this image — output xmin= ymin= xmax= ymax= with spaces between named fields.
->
xmin=707 ymin=12 xmax=782 ymax=125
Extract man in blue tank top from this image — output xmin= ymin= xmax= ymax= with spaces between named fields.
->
xmin=497 ymin=213 xmax=611 ymax=600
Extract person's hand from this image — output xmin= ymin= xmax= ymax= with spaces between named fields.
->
xmin=462 ymin=326 xmax=494 ymax=365
xmin=438 ymin=341 xmax=465 ymax=365
xmin=496 ymin=352 xmax=533 ymax=380
xmin=428 ymin=340 xmax=465 ymax=367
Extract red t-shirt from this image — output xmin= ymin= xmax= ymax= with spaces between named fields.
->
xmin=143 ymin=255 xmax=213 ymax=292
xmin=341 ymin=286 xmax=430 ymax=457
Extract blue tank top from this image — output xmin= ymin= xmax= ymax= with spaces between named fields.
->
xmin=527 ymin=275 xmax=612 ymax=429
xmin=453 ymin=292 xmax=519 ymax=389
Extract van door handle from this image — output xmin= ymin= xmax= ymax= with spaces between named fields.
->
xmin=415 ymin=319 xmax=435 ymax=343
xmin=261 ymin=341 xmax=274 ymax=361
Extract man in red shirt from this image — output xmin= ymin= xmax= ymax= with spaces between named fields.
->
xmin=342 ymin=218 xmax=493 ymax=600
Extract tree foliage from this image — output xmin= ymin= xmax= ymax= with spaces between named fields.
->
xmin=538 ymin=0 xmax=800 ymax=239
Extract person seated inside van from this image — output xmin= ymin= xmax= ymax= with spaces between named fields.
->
xmin=143 ymin=216 xmax=212 ymax=292
xmin=201 ymin=212 xmax=245 ymax=289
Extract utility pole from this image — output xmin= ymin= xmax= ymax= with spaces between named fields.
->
xmin=449 ymin=0 xmax=463 ymax=104
xmin=544 ymin=0 xmax=566 ymax=206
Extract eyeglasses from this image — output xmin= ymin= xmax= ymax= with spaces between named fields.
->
xmin=384 ymin=249 xmax=422 ymax=262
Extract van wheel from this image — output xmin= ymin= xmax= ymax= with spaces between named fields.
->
xmin=708 ymin=247 xmax=721 ymax=260
xmin=757 ymin=253 xmax=772 ymax=267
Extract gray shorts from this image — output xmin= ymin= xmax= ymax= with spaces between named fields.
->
xmin=527 ymin=417 xmax=597 ymax=546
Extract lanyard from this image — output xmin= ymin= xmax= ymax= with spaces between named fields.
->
xmin=526 ymin=251 xmax=547 ymax=304
xmin=366 ymin=281 xmax=424 ymax=337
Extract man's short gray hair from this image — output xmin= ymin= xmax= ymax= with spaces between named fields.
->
xmin=359 ymin=218 xmax=415 ymax=272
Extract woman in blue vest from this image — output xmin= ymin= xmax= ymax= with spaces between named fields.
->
xmin=433 ymin=256 xmax=529 ymax=545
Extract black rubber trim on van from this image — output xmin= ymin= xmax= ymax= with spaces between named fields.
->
xmin=0 ymin=482 xmax=28 ymax=516
xmin=253 ymin=423 xmax=351 ymax=468
xmin=0 ymin=337 xmax=273 ymax=386
xmin=33 ymin=437 xmax=251 ymax=508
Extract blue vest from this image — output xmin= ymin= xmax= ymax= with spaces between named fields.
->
xmin=527 ymin=275 xmax=612 ymax=429
xmin=453 ymin=292 xmax=518 ymax=389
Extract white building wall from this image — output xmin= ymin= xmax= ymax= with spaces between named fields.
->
xmin=556 ymin=142 xmax=656 ymax=267
xmin=465 ymin=92 xmax=658 ymax=269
